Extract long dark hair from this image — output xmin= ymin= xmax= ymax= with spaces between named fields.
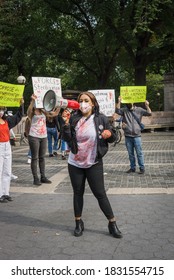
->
xmin=77 ymin=91 xmax=100 ymax=115
xmin=0 ymin=106 xmax=7 ymax=120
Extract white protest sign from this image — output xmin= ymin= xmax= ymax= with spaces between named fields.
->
xmin=32 ymin=77 xmax=62 ymax=108
xmin=89 ymin=89 xmax=115 ymax=116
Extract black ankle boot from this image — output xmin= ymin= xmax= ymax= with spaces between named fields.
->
xmin=40 ymin=177 xmax=52 ymax=184
xmin=33 ymin=177 xmax=42 ymax=186
xmin=108 ymin=221 xmax=123 ymax=238
xmin=74 ymin=219 xmax=84 ymax=237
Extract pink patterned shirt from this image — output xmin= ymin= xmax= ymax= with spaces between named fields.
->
xmin=68 ymin=115 xmax=97 ymax=168
xmin=29 ymin=114 xmax=47 ymax=138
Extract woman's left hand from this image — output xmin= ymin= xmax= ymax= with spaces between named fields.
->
xmin=101 ymin=129 xmax=111 ymax=139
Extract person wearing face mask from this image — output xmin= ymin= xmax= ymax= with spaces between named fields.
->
xmin=61 ymin=91 xmax=122 ymax=238
xmin=0 ymin=99 xmax=24 ymax=203
xmin=115 ymin=96 xmax=152 ymax=174
xmin=27 ymin=94 xmax=60 ymax=186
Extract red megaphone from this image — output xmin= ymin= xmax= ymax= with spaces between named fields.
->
xmin=43 ymin=90 xmax=80 ymax=111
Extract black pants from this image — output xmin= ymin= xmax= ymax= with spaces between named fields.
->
xmin=68 ymin=160 xmax=114 ymax=220
xmin=28 ymin=136 xmax=47 ymax=179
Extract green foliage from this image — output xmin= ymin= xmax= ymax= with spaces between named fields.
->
xmin=0 ymin=0 xmax=174 ymax=109
xmin=146 ymin=73 xmax=164 ymax=111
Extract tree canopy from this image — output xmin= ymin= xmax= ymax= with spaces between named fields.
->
xmin=0 ymin=0 xmax=174 ymax=109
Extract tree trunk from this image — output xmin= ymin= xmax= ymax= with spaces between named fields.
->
xmin=134 ymin=62 xmax=147 ymax=85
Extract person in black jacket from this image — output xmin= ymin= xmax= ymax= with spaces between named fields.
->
xmin=61 ymin=91 xmax=122 ymax=238
xmin=0 ymin=99 xmax=24 ymax=203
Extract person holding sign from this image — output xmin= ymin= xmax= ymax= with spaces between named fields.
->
xmin=27 ymin=94 xmax=60 ymax=186
xmin=115 ymin=96 xmax=152 ymax=174
xmin=0 ymin=99 xmax=24 ymax=203
xmin=61 ymin=91 xmax=122 ymax=238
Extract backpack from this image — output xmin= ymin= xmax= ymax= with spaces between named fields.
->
xmin=24 ymin=117 xmax=31 ymax=138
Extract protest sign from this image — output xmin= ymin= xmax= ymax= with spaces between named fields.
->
xmin=89 ymin=89 xmax=115 ymax=116
xmin=120 ymin=86 xmax=147 ymax=103
xmin=32 ymin=77 xmax=62 ymax=108
xmin=0 ymin=81 xmax=24 ymax=107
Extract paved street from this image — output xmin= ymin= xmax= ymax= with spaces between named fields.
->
xmin=0 ymin=131 xmax=174 ymax=260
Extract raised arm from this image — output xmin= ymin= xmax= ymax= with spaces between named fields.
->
xmin=27 ymin=94 xmax=36 ymax=119
xmin=116 ymin=96 xmax=122 ymax=109
xmin=145 ymin=100 xmax=152 ymax=114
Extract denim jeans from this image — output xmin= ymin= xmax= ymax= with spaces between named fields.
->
xmin=28 ymin=136 xmax=47 ymax=179
xmin=28 ymin=149 xmax=32 ymax=158
xmin=68 ymin=160 xmax=114 ymax=220
xmin=125 ymin=136 xmax=145 ymax=170
xmin=47 ymin=127 xmax=58 ymax=154
xmin=61 ymin=139 xmax=69 ymax=152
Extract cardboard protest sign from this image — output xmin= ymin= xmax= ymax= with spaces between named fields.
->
xmin=0 ymin=82 xmax=24 ymax=107
xmin=120 ymin=86 xmax=147 ymax=103
xmin=89 ymin=89 xmax=115 ymax=116
xmin=32 ymin=77 xmax=62 ymax=108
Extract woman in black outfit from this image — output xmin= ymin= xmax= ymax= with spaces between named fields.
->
xmin=62 ymin=91 xmax=122 ymax=238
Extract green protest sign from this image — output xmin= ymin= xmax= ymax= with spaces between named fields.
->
xmin=120 ymin=86 xmax=147 ymax=103
xmin=0 ymin=82 xmax=24 ymax=107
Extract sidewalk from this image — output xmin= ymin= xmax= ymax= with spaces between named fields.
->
xmin=0 ymin=131 xmax=174 ymax=260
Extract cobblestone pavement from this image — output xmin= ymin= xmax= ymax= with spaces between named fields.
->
xmin=0 ymin=131 xmax=174 ymax=260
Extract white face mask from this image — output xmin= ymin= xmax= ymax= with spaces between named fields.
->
xmin=79 ymin=102 xmax=92 ymax=114
xmin=0 ymin=110 xmax=5 ymax=118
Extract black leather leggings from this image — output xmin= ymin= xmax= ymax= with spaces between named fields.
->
xmin=68 ymin=160 xmax=114 ymax=220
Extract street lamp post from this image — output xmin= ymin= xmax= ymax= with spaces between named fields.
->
xmin=156 ymin=92 xmax=161 ymax=111
xmin=17 ymin=74 xmax=26 ymax=115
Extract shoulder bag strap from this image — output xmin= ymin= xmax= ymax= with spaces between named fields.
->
xmin=130 ymin=111 xmax=142 ymax=128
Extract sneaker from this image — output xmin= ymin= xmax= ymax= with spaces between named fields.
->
xmin=126 ymin=169 xmax=135 ymax=173
xmin=11 ymin=174 xmax=18 ymax=180
xmin=53 ymin=151 xmax=58 ymax=156
xmin=27 ymin=158 xmax=31 ymax=164
xmin=4 ymin=195 xmax=13 ymax=201
xmin=62 ymin=155 xmax=66 ymax=160
xmin=0 ymin=196 xmax=8 ymax=203
xmin=139 ymin=169 xmax=145 ymax=174
xmin=40 ymin=177 xmax=52 ymax=184
xmin=49 ymin=154 xmax=54 ymax=157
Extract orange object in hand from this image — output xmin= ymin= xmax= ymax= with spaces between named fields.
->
xmin=101 ymin=129 xmax=111 ymax=139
